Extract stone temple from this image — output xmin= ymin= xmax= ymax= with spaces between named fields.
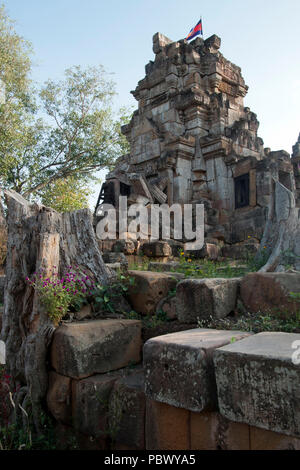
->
xmin=97 ymin=32 xmax=299 ymax=251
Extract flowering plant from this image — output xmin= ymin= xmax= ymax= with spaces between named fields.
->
xmin=26 ymin=266 xmax=94 ymax=323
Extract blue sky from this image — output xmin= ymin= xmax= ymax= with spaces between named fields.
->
xmin=4 ymin=0 xmax=300 ymax=206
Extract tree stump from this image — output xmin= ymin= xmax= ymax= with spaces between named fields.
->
xmin=257 ymin=180 xmax=300 ymax=272
xmin=1 ymin=190 xmax=112 ymax=431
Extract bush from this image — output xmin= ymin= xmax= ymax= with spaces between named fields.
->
xmin=26 ymin=266 xmax=94 ymax=323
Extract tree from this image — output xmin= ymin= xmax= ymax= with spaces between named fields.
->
xmin=0 ymin=6 xmax=132 ymax=210
xmin=0 ymin=4 xmax=35 ymax=185
xmin=2 ymin=189 xmax=112 ymax=433
xmin=1 ymin=65 xmax=128 ymax=199
xmin=39 ymin=176 xmax=92 ymax=213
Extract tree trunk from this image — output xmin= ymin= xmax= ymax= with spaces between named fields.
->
xmin=257 ymin=180 xmax=300 ymax=272
xmin=0 ymin=195 xmax=7 ymax=268
xmin=1 ymin=190 xmax=112 ymax=432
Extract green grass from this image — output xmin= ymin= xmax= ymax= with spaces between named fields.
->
xmin=128 ymin=257 xmax=251 ymax=279
xmin=197 ymin=308 xmax=300 ymax=334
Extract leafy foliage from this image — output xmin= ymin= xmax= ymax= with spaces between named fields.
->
xmin=0 ymin=6 xmax=132 ymax=211
xmin=92 ymin=272 xmax=135 ymax=314
xmin=39 ymin=176 xmax=92 ymax=212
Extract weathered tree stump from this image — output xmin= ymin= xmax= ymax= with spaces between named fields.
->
xmin=257 ymin=180 xmax=300 ymax=272
xmin=1 ymin=190 xmax=112 ymax=432
xmin=0 ymin=196 xmax=7 ymax=268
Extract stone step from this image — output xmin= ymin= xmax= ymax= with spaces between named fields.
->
xmin=176 ymin=277 xmax=241 ymax=323
xmin=51 ymin=319 xmax=142 ymax=379
xmin=214 ymin=332 xmax=300 ymax=437
xmin=144 ymin=328 xmax=252 ymax=412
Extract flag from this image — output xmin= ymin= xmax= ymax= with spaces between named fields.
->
xmin=185 ymin=19 xmax=203 ymax=41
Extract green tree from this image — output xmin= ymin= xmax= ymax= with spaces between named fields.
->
xmin=0 ymin=4 xmax=35 ymax=185
xmin=2 ymin=65 xmax=127 ymax=198
xmin=39 ymin=176 xmax=92 ymax=213
xmin=0 ymin=6 xmax=132 ymax=211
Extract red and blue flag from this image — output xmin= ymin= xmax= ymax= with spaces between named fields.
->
xmin=185 ymin=19 xmax=203 ymax=41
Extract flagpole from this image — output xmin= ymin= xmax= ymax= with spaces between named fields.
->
xmin=201 ymin=15 xmax=204 ymax=39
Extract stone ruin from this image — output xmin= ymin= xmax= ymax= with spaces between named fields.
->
xmin=97 ymin=32 xmax=299 ymax=252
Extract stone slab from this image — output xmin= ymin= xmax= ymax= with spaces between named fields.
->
xmin=72 ymin=372 xmax=121 ymax=438
xmin=108 ymin=367 xmax=146 ymax=450
xmin=214 ymin=332 xmax=300 ymax=437
xmin=240 ymin=272 xmax=300 ymax=314
xmin=176 ymin=278 xmax=241 ymax=323
xmin=51 ymin=319 xmax=142 ymax=379
xmin=146 ymin=399 xmax=190 ymax=450
xmin=144 ymin=328 xmax=251 ymax=412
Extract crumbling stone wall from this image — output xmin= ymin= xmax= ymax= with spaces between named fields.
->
xmin=47 ymin=320 xmax=300 ymax=450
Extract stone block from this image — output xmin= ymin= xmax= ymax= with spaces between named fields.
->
xmin=142 ymin=241 xmax=172 ymax=257
xmin=72 ymin=372 xmax=121 ymax=438
xmin=144 ymin=328 xmax=251 ymax=412
xmin=113 ymin=239 xmax=136 ymax=255
xmin=148 ymin=261 xmax=181 ymax=272
xmin=51 ymin=319 xmax=142 ymax=379
xmin=197 ymin=243 xmax=220 ymax=260
xmin=102 ymin=251 xmax=128 ymax=268
xmin=146 ymin=399 xmax=190 ymax=450
xmin=176 ymin=278 xmax=241 ymax=323
xmin=240 ymin=272 xmax=300 ymax=314
xmin=127 ymin=270 xmax=178 ymax=316
xmin=214 ymin=332 xmax=300 ymax=437
xmin=190 ymin=411 xmax=250 ymax=450
xmin=74 ymin=304 xmax=92 ymax=321
xmin=108 ymin=368 xmax=146 ymax=450
xmin=221 ymin=242 xmax=259 ymax=260
xmin=47 ymin=371 xmax=72 ymax=424
xmin=156 ymin=295 xmax=177 ymax=320
xmin=250 ymin=426 xmax=300 ymax=450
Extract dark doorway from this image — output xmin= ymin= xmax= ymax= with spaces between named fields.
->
xmin=279 ymin=171 xmax=292 ymax=191
xmin=235 ymin=173 xmax=250 ymax=209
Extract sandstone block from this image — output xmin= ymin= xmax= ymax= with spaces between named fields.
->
xmin=240 ymin=272 xmax=300 ymax=314
xmin=47 ymin=371 xmax=72 ymax=424
xmin=51 ymin=319 xmax=142 ymax=379
xmin=127 ymin=270 xmax=178 ymax=315
xmin=156 ymin=295 xmax=177 ymax=320
xmin=74 ymin=304 xmax=92 ymax=321
xmin=250 ymin=426 xmax=300 ymax=450
xmin=190 ymin=411 xmax=250 ymax=450
xmin=146 ymin=399 xmax=190 ymax=450
xmin=142 ymin=241 xmax=172 ymax=258
xmin=214 ymin=332 xmax=300 ymax=437
xmin=72 ymin=372 xmax=121 ymax=438
xmin=201 ymin=243 xmax=220 ymax=260
xmin=148 ymin=261 xmax=181 ymax=272
xmin=221 ymin=243 xmax=259 ymax=260
xmin=108 ymin=368 xmax=146 ymax=450
xmin=102 ymin=251 xmax=128 ymax=268
xmin=176 ymin=278 xmax=241 ymax=323
xmin=113 ymin=239 xmax=136 ymax=255
xmin=144 ymin=328 xmax=251 ymax=412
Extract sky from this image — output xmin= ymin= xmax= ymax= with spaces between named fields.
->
xmin=4 ymin=0 xmax=300 ymax=207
